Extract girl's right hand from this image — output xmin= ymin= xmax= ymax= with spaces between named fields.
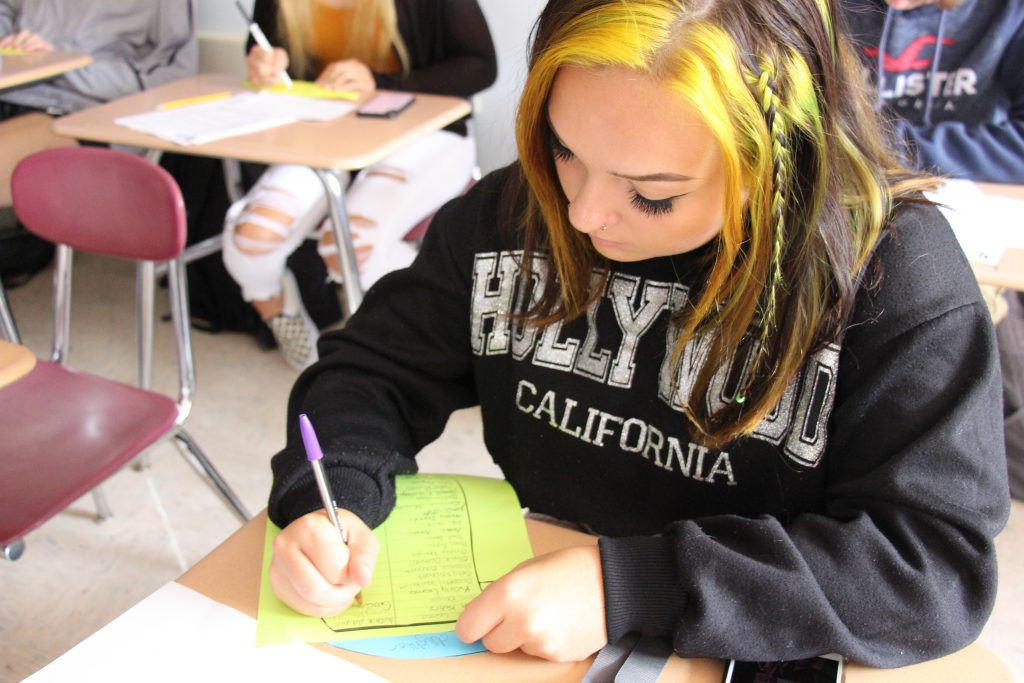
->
xmin=246 ymin=45 xmax=290 ymax=87
xmin=268 ymin=508 xmax=379 ymax=617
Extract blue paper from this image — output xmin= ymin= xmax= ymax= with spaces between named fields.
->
xmin=329 ymin=632 xmax=486 ymax=659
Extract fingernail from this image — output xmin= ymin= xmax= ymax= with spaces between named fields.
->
xmin=356 ymin=562 xmax=373 ymax=586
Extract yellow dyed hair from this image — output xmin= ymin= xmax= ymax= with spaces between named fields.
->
xmin=514 ymin=0 xmax=936 ymax=445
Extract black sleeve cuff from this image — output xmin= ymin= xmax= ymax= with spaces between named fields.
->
xmin=268 ymin=442 xmax=406 ymax=529
xmin=599 ymin=535 xmax=688 ymax=644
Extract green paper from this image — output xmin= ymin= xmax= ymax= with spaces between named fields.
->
xmin=243 ymin=79 xmax=360 ymax=101
xmin=256 ymin=474 xmax=533 ymax=646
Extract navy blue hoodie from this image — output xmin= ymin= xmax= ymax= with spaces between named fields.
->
xmin=843 ymin=0 xmax=1024 ymax=183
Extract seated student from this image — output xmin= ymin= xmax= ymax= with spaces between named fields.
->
xmin=0 ymin=0 xmax=197 ymax=118
xmin=221 ymin=0 xmax=497 ymax=370
xmin=842 ymin=0 xmax=1024 ymax=500
xmin=0 ymin=0 xmax=198 ymax=285
xmin=264 ymin=0 xmax=1010 ymax=668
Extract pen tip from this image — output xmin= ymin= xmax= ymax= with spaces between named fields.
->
xmin=299 ymin=413 xmax=324 ymax=461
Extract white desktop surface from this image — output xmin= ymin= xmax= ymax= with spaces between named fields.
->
xmin=24 ymin=582 xmax=385 ymax=682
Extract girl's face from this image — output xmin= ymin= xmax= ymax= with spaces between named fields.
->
xmin=547 ymin=66 xmax=731 ymax=262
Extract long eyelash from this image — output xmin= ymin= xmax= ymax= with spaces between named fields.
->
xmin=550 ymin=136 xmax=573 ymax=162
xmin=630 ymin=190 xmax=674 ymax=217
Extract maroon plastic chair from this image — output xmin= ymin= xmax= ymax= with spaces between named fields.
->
xmin=0 ymin=147 xmax=250 ymax=561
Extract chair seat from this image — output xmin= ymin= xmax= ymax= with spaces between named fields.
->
xmin=0 ymin=360 xmax=179 ymax=547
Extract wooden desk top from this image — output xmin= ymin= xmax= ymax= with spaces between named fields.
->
xmin=0 ymin=339 xmax=35 ymax=389
xmin=177 ymin=511 xmax=1011 ymax=683
xmin=969 ymin=182 xmax=1024 ymax=292
xmin=0 ymin=50 xmax=92 ymax=91
xmin=52 ymin=74 xmax=472 ymax=170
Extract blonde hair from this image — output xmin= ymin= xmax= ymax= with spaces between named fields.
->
xmin=277 ymin=0 xmax=409 ymax=78
xmin=514 ymin=0 xmax=938 ymax=446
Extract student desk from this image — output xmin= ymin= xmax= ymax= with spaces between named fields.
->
xmin=0 ymin=338 xmax=34 ymax=388
xmin=0 ymin=49 xmax=92 ymax=91
xmin=51 ymin=73 xmax=472 ymax=319
xmin=50 ymin=74 xmax=471 ymax=389
xmin=969 ymin=182 xmax=1024 ymax=292
xmin=164 ymin=511 xmax=1010 ymax=683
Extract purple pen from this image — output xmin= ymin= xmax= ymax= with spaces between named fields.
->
xmin=300 ymin=413 xmax=363 ymax=605
xmin=299 ymin=413 xmax=348 ymax=543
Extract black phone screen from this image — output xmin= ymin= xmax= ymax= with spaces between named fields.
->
xmin=722 ymin=656 xmax=842 ymax=683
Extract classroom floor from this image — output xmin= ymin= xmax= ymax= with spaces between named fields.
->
xmin=1 ymin=253 xmax=1021 ymax=683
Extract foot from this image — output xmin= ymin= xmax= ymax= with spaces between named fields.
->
xmin=265 ymin=269 xmax=318 ymax=370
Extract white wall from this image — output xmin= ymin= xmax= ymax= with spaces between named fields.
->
xmin=198 ymin=0 xmax=253 ymax=34
xmin=195 ymin=0 xmax=545 ymax=174
xmin=473 ymin=0 xmax=546 ymax=173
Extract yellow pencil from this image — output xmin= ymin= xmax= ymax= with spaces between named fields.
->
xmin=158 ymin=91 xmax=233 ymax=110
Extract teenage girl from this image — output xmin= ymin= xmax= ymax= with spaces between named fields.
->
xmin=264 ymin=0 xmax=1009 ymax=667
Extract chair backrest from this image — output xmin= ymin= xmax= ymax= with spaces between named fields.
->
xmin=11 ymin=147 xmax=186 ymax=262
xmin=10 ymin=147 xmax=196 ymax=412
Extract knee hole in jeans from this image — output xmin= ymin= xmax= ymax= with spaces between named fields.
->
xmin=234 ymin=204 xmax=298 ymax=255
xmin=320 ymin=214 xmax=377 ymax=268
xmin=365 ymin=166 xmax=407 ymax=183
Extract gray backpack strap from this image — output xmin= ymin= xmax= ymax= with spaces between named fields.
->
xmin=583 ymin=634 xmax=673 ymax=683
xmin=581 ymin=633 xmax=642 ymax=683
xmin=614 ymin=636 xmax=674 ymax=683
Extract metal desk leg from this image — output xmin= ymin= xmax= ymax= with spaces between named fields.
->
xmin=0 ymin=280 xmax=20 ymax=343
xmin=314 ymin=169 xmax=363 ymax=318
xmin=222 ymin=158 xmax=245 ymax=203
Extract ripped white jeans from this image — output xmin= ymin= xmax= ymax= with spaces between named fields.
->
xmin=222 ymin=129 xmax=476 ymax=302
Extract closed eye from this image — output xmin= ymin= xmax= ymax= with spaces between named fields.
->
xmin=631 ymin=189 xmax=679 ymax=216
xmin=550 ymin=135 xmax=573 ymax=163
xmin=550 ymin=126 xmax=684 ymax=217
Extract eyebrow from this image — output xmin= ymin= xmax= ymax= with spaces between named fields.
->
xmin=548 ymin=123 xmax=695 ymax=183
xmin=612 ymin=171 xmax=694 ymax=183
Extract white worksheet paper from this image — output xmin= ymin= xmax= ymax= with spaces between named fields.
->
xmin=925 ymin=179 xmax=1024 ymax=265
xmin=24 ymin=582 xmax=386 ymax=682
xmin=114 ymin=91 xmax=357 ymax=146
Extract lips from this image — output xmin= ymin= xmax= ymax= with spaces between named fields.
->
xmin=589 ymin=234 xmax=623 ymax=249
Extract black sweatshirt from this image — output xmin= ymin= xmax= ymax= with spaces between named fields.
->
xmin=269 ymin=165 xmax=1010 ymax=667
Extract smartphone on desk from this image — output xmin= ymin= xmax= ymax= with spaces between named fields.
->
xmin=722 ymin=654 xmax=844 ymax=683
xmin=357 ymin=91 xmax=416 ymax=118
